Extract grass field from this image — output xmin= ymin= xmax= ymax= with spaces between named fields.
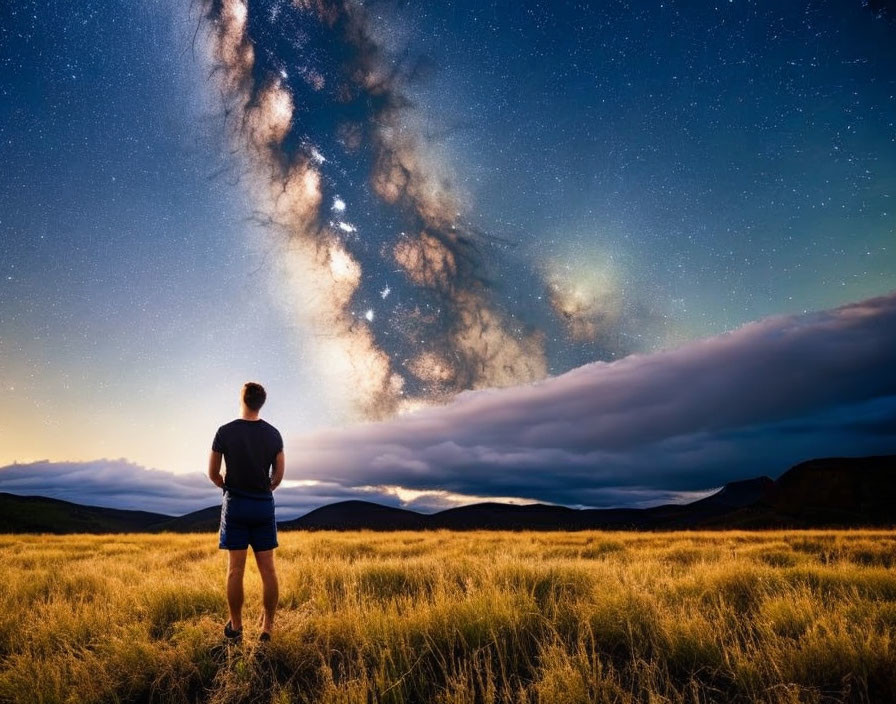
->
xmin=1 ymin=530 xmax=895 ymax=703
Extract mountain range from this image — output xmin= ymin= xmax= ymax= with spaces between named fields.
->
xmin=0 ymin=455 xmax=893 ymax=533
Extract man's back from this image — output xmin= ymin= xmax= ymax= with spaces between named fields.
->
xmin=212 ymin=419 xmax=283 ymax=494
xmin=210 ymin=381 xmax=283 ymax=643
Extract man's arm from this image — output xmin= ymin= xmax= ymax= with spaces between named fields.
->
xmin=270 ymin=451 xmax=285 ymax=491
xmin=208 ymin=450 xmax=225 ymax=489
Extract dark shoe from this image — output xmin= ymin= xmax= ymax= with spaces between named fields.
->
xmin=224 ymin=620 xmax=243 ymax=642
xmin=259 ymin=631 xmax=271 ymax=643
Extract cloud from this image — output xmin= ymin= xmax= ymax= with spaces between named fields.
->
xmin=0 ymin=459 xmax=511 ymax=519
xmin=284 ymin=292 xmax=896 ymax=506
xmin=3 ymin=293 xmax=895 ymax=514
xmin=0 ymin=459 xmax=219 ymax=516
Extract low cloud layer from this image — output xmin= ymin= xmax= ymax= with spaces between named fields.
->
xmin=3 ymin=293 xmax=895 ymax=515
xmin=0 ymin=459 xmax=220 ymax=516
xmin=0 ymin=458 xmax=432 ymax=519
xmin=287 ymin=292 xmax=896 ymax=506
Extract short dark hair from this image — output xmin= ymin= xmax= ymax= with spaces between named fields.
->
xmin=242 ymin=382 xmax=266 ymax=412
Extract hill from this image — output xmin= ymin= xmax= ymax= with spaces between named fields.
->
xmin=282 ymin=500 xmax=426 ymax=530
xmin=423 ymin=476 xmax=777 ymax=531
xmin=430 ymin=501 xmax=580 ymax=530
xmin=149 ymin=506 xmax=222 ymax=533
xmin=754 ymin=454 xmax=896 ymax=526
xmin=0 ymin=493 xmax=171 ymax=533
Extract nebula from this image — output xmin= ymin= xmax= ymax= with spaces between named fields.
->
xmin=198 ymin=0 xmax=547 ymax=419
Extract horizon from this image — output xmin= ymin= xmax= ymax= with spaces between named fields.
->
xmin=2 ymin=451 xmax=891 ymax=527
xmin=0 ymin=453 xmax=832 ymax=521
xmin=3 ymin=291 xmax=895 ymax=519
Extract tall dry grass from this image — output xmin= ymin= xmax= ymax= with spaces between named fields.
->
xmin=0 ymin=530 xmax=894 ymax=703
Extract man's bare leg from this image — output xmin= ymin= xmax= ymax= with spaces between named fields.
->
xmin=254 ymin=549 xmax=278 ymax=635
xmin=226 ymin=549 xmax=248 ymax=631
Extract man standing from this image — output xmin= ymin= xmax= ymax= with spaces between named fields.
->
xmin=208 ymin=382 xmax=285 ymax=643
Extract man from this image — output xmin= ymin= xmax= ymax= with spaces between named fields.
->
xmin=208 ymin=381 xmax=285 ymax=643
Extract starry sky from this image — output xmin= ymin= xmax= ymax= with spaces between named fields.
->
xmin=1 ymin=0 xmax=894 ymax=515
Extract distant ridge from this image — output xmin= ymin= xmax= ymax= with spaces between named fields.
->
xmin=0 ymin=493 xmax=171 ymax=534
xmin=277 ymin=455 xmax=896 ymax=531
xmin=1 ymin=455 xmax=894 ymax=533
xmin=149 ymin=506 xmax=222 ymax=533
xmin=292 ymin=500 xmax=426 ymax=530
xmin=721 ymin=455 xmax=896 ymax=528
xmin=425 ymin=501 xmax=580 ymax=531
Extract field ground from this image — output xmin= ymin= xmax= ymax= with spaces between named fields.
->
xmin=1 ymin=530 xmax=895 ymax=703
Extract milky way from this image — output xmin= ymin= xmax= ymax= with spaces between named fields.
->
xmin=200 ymin=0 xmax=551 ymax=418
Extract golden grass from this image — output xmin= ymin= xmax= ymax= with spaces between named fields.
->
xmin=0 ymin=530 xmax=895 ymax=703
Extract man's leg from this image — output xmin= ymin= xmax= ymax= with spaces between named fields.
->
xmin=226 ymin=549 xmax=248 ymax=630
xmin=254 ymin=549 xmax=278 ymax=635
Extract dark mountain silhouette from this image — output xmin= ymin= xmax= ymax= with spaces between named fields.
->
xmin=0 ymin=455 xmax=893 ymax=533
xmin=431 ymin=501 xmax=580 ymax=530
xmin=280 ymin=457 xmax=892 ymax=530
xmin=284 ymin=500 xmax=426 ymax=530
xmin=149 ymin=506 xmax=222 ymax=533
xmin=421 ymin=477 xmax=777 ymax=531
xmin=750 ymin=455 xmax=896 ymax=526
xmin=696 ymin=476 xmax=776 ymax=509
xmin=0 ymin=493 xmax=170 ymax=533
xmin=248 ymin=456 xmax=895 ymax=531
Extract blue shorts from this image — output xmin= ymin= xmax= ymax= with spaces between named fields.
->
xmin=219 ymin=488 xmax=278 ymax=552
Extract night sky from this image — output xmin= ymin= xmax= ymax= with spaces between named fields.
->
xmin=1 ymin=0 xmax=894 ymax=516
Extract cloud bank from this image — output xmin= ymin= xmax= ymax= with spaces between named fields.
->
xmin=286 ymin=292 xmax=896 ymax=506
xmin=3 ymin=293 xmax=895 ymax=514
xmin=0 ymin=458 xmax=437 ymax=519
xmin=0 ymin=459 xmax=220 ymax=516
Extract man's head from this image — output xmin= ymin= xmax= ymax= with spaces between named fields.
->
xmin=241 ymin=382 xmax=267 ymax=412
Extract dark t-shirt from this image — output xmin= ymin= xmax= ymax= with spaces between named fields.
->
xmin=212 ymin=419 xmax=283 ymax=495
